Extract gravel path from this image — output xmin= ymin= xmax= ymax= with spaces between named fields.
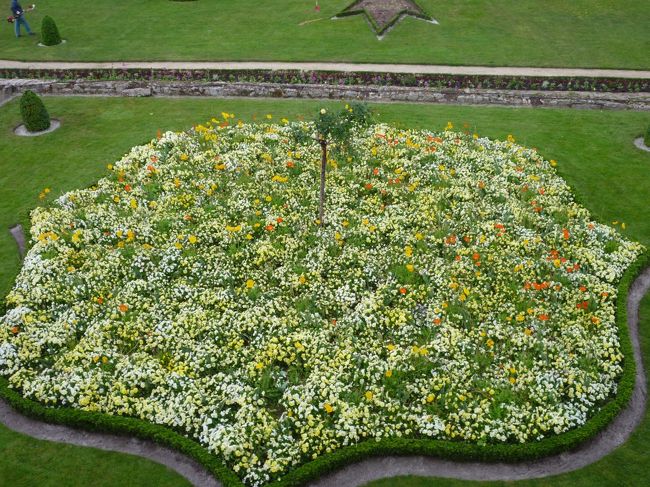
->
xmin=1 ymin=60 xmax=649 ymax=79
xmin=1 ymin=221 xmax=648 ymax=487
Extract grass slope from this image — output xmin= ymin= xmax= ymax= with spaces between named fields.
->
xmin=0 ymin=1 xmax=648 ymax=68
xmin=0 ymin=96 xmax=648 ymax=485
xmin=0 ymin=423 xmax=190 ymax=487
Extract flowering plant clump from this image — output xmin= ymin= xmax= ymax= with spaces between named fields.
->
xmin=0 ymin=118 xmax=643 ymax=485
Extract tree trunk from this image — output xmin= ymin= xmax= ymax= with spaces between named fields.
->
xmin=319 ymin=139 xmax=327 ymax=225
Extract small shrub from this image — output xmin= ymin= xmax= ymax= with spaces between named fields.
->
xmin=41 ymin=16 xmax=62 ymax=46
xmin=19 ymin=90 xmax=50 ymax=132
xmin=645 ymin=125 xmax=650 ymax=147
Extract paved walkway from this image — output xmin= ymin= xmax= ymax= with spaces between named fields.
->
xmin=2 ymin=60 xmax=650 ymax=79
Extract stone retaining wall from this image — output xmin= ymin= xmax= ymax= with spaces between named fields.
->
xmin=2 ymin=78 xmax=649 ymax=110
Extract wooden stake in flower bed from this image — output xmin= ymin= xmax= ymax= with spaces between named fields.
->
xmin=314 ymin=104 xmax=372 ymax=225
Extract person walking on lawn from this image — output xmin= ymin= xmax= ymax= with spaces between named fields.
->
xmin=10 ymin=0 xmax=34 ymax=37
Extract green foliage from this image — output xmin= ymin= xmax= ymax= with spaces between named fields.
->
xmin=315 ymin=102 xmax=373 ymax=146
xmin=645 ymin=125 xmax=650 ymax=147
xmin=41 ymin=16 xmax=62 ymax=46
xmin=19 ymin=90 xmax=50 ymax=133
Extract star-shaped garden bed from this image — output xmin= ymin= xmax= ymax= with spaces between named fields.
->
xmin=335 ymin=0 xmax=437 ymax=37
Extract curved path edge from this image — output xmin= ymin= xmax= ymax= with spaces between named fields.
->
xmin=308 ymin=266 xmax=650 ymax=486
xmin=0 ymin=266 xmax=648 ymax=487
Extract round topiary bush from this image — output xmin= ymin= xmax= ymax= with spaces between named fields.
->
xmin=40 ymin=15 xmax=62 ymax=46
xmin=19 ymin=90 xmax=50 ymax=132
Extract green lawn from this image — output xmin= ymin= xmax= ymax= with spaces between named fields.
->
xmin=0 ymin=96 xmax=648 ymax=485
xmin=0 ymin=423 xmax=191 ymax=487
xmin=1 ymin=1 xmax=648 ymax=68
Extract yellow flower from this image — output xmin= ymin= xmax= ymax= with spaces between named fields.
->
xmin=130 ymin=198 xmax=138 ymax=209
xmin=415 ymin=232 xmax=424 ymax=241
xmin=365 ymin=391 xmax=374 ymax=401
xmin=271 ymin=175 xmax=288 ymax=183
xmin=188 ymin=235 xmax=197 ymax=244
xmin=226 ymin=224 xmax=242 ymax=232
xmin=180 ymin=153 xmax=189 ymax=161
xmin=298 ymin=275 xmax=307 ymax=285
xmin=387 ymin=343 xmax=395 ymax=351
xmin=486 ymin=339 xmax=495 ymax=348
xmin=265 ymin=195 xmax=273 ymax=202
xmin=406 ymin=264 xmax=414 ymax=272
xmin=324 ymin=402 xmax=334 ymax=414
xmin=404 ymin=246 xmax=413 ymax=257
xmin=246 ymin=279 xmax=255 ymax=289
xmin=266 ymin=114 xmax=273 ymax=119
xmin=426 ymin=393 xmax=435 ymax=403
xmin=255 ymin=362 xmax=264 ymax=370
xmin=71 ymin=230 xmax=82 ymax=243
xmin=385 ymin=369 xmax=393 ymax=378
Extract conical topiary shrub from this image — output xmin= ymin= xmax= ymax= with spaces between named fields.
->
xmin=20 ymin=90 xmax=51 ymax=132
xmin=41 ymin=16 xmax=62 ymax=46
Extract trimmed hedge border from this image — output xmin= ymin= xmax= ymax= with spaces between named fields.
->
xmin=0 ymin=68 xmax=648 ymax=93
xmin=1 ymin=147 xmax=647 ymax=486
xmin=1 ymin=251 xmax=647 ymax=486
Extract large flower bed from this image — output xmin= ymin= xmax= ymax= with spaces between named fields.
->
xmin=0 ymin=119 xmax=643 ymax=485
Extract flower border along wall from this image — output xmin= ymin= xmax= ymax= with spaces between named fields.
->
xmin=0 ymin=118 xmax=644 ymax=486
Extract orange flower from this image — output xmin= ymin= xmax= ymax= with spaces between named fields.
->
xmin=563 ymin=228 xmax=570 ymax=240
xmin=286 ymin=161 xmax=295 ymax=168
xmin=96 ymin=297 xmax=104 ymax=305
xmin=276 ymin=217 xmax=283 ymax=224
xmin=399 ymin=287 xmax=407 ymax=295
xmin=372 ymin=168 xmax=379 ymax=175
xmin=538 ymin=314 xmax=549 ymax=321
xmin=365 ymin=183 xmax=373 ymax=190
xmin=472 ymin=253 xmax=480 ymax=261
xmin=265 ymin=224 xmax=275 ymax=232
xmin=433 ymin=318 xmax=442 ymax=325
xmin=10 ymin=326 xmax=19 ymax=335
xmin=123 ymin=184 xmax=131 ymax=192
xmin=118 ymin=304 xmax=129 ymax=313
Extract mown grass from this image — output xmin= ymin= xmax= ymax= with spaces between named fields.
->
xmin=0 ymin=96 xmax=648 ymax=485
xmin=1 ymin=1 xmax=649 ymax=68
